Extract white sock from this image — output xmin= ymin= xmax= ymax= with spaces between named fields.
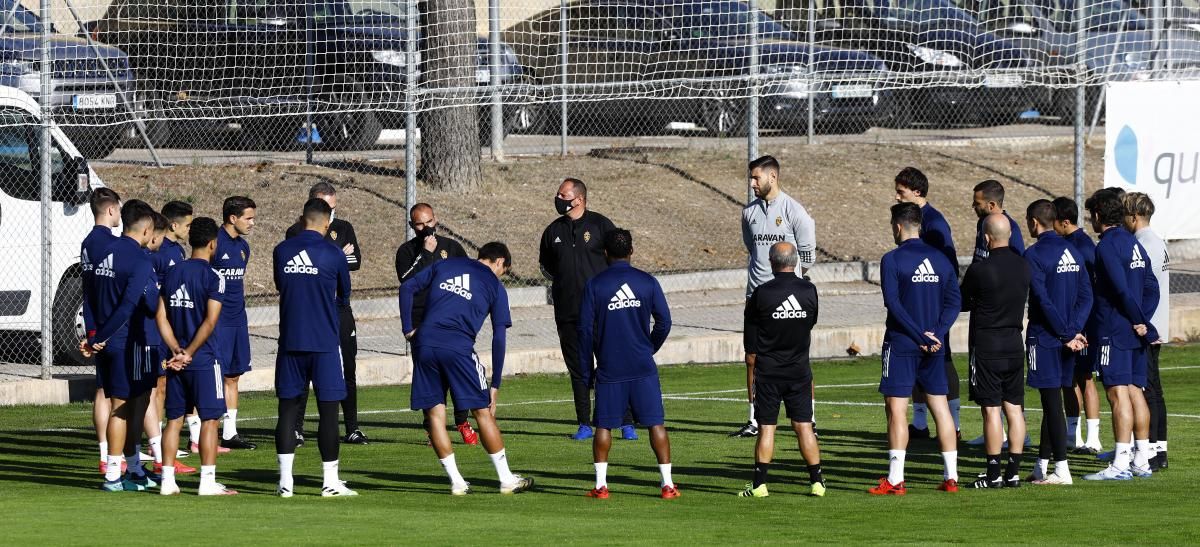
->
xmin=277 ymin=453 xmax=295 ymax=491
xmin=912 ymin=403 xmax=928 ymax=430
xmin=223 ymin=409 xmax=239 ymax=440
xmin=887 ymin=449 xmax=906 ymax=485
xmin=594 ymin=462 xmax=608 ymax=489
xmin=105 ymin=454 xmax=122 ymax=482
xmin=200 ymin=465 xmax=217 ymax=490
xmin=149 ymin=435 xmax=163 ymax=464
xmin=490 ymin=449 xmax=516 ymax=485
xmin=1133 ymin=439 xmax=1151 ymax=469
xmin=439 ymin=453 xmax=467 ymax=487
xmin=748 ymin=404 xmax=757 ymax=428
xmin=942 ymin=451 xmax=958 ymax=481
xmin=1113 ymin=442 xmax=1132 ymax=471
xmin=162 ymin=465 xmax=176 ymax=484
xmin=1067 ymin=416 xmax=1081 ymax=447
xmin=1085 ymin=419 xmax=1101 ymax=447
xmin=948 ymin=399 xmax=961 ymax=431
xmin=659 ymin=463 xmax=674 ymax=488
xmin=99 ymin=442 xmax=107 ymax=462
xmin=1054 ymin=459 xmax=1070 ymax=477
xmin=1158 ymin=441 xmax=1168 ymax=453
xmin=187 ymin=415 xmax=202 ymax=445
xmin=322 ymin=460 xmax=341 ymax=488
xmin=1037 ymin=458 xmax=1049 ymax=476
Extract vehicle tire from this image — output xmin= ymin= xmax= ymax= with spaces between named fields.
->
xmin=51 ymin=274 xmax=90 ymax=368
xmin=243 ymin=117 xmax=299 ymax=151
xmin=510 ymin=103 xmax=545 ymax=134
xmin=318 ymin=110 xmax=382 ymax=151
xmin=701 ymin=97 xmax=748 ymax=137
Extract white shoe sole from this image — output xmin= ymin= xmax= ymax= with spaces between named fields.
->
xmin=160 ymin=484 xmax=181 ymax=496
xmin=278 ymin=487 xmax=294 ymax=498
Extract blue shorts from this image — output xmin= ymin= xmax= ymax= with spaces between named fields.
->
xmin=410 ymin=346 xmax=490 ymax=411
xmin=1096 ymin=338 xmax=1147 ymax=388
xmin=1027 ymin=338 xmax=1072 ymax=390
xmin=595 ymin=376 xmax=665 ymax=429
xmin=96 ymin=343 xmax=157 ymax=400
xmin=217 ymin=325 xmax=252 ymax=377
xmin=276 ymin=350 xmax=345 ymax=401
xmin=879 ymin=343 xmax=947 ymax=398
xmin=165 ymin=356 xmax=226 ymax=421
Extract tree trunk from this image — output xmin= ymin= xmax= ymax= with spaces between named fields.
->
xmin=418 ymin=0 xmax=483 ymax=191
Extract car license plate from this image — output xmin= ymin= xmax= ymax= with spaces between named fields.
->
xmin=831 ymin=85 xmax=873 ymax=99
xmin=73 ymin=94 xmax=117 ymax=109
xmin=984 ymin=73 xmax=1022 ymax=88
xmin=475 ymin=68 xmax=490 ymax=84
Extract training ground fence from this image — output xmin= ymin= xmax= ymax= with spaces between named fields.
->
xmin=0 ymin=0 xmax=1198 ymax=379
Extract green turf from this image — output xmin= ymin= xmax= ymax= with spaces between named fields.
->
xmin=1 ymin=347 xmax=1197 ymax=544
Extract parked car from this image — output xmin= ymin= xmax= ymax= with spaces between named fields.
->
xmin=0 ymin=86 xmax=101 ymax=367
xmin=89 ymin=0 xmax=529 ymax=151
xmin=778 ymin=0 xmax=1045 ymax=126
xmin=503 ymin=0 xmax=894 ymax=136
xmin=0 ymin=0 xmax=134 ymax=158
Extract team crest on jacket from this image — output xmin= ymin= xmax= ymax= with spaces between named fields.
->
xmin=240 ymin=250 xmax=247 ymax=261
xmin=584 ymin=231 xmax=591 ymax=243
xmin=330 ymin=230 xmax=338 ymax=241
xmin=775 ymin=216 xmax=783 ymax=227
xmin=440 ymin=250 xmax=448 ymax=259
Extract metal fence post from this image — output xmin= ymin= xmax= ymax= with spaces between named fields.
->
xmin=1073 ymin=0 xmax=1085 ymax=224
xmin=304 ymin=12 xmax=315 ymax=165
xmin=806 ymin=0 xmax=815 ymax=144
xmin=405 ymin=0 xmax=418 ymax=240
xmin=489 ymin=0 xmax=504 ymax=160
xmin=747 ymin=4 xmax=759 ymax=197
xmin=560 ymin=0 xmax=568 ymax=158
xmin=39 ymin=0 xmax=51 ymax=379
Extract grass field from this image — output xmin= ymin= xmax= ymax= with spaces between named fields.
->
xmin=1 ymin=347 xmax=1197 ymax=544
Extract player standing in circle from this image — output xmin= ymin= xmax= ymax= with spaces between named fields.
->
xmin=1123 ymin=192 xmax=1170 ymax=470
xmin=81 ymin=188 xmax=121 ymax=475
xmin=213 ymin=196 xmax=257 ymax=450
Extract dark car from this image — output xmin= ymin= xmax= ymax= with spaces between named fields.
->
xmin=503 ymin=0 xmax=893 ymax=136
xmin=778 ymin=0 xmax=1045 ymax=126
xmin=0 ymin=0 xmax=135 ymax=158
xmin=90 ymin=0 xmax=528 ymax=151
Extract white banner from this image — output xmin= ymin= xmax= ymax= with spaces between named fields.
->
xmin=1105 ymin=81 xmax=1200 ymax=240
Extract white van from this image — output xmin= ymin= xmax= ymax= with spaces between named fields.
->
xmin=0 ymin=86 xmax=101 ymax=367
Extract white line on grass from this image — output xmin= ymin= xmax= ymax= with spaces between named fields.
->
xmin=663 ymin=396 xmax=1200 ymax=419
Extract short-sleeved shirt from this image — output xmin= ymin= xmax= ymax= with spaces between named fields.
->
xmin=162 ymin=259 xmax=226 ymax=370
xmin=212 ymin=228 xmax=250 ymax=325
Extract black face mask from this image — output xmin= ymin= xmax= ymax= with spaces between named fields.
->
xmin=555 ymin=197 xmax=576 ymax=215
xmin=414 ymin=225 xmax=436 ymax=239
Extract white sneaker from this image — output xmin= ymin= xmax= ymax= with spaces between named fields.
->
xmin=160 ymin=481 xmax=181 ymax=496
xmin=451 ymin=482 xmax=472 ymax=496
xmin=1130 ymin=465 xmax=1153 ymax=478
xmin=1033 ymin=472 xmax=1073 ymax=485
xmin=1084 ymin=465 xmax=1132 ymax=481
xmin=175 ymin=450 xmax=190 ymax=459
xmin=321 ymin=483 xmax=359 ymax=497
xmin=277 ymin=485 xmax=294 ymax=498
xmin=198 ymin=483 xmax=238 ymax=496
xmin=500 ymin=475 xmax=534 ymax=494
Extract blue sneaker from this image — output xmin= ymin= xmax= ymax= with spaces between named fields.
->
xmin=571 ymin=424 xmax=594 ymax=441
xmin=1083 ymin=465 xmax=1132 ymax=481
xmin=620 ymin=425 xmax=639 ymax=440
xmin=126 ymin=472 xmax=158 ymax=489
xmin=102 ymin=478 xmax=149 ymax=492
xmin=1097 ymin=450 xmax=1115 ymax=462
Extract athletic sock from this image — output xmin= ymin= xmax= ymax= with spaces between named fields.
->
xmin=1036 ymin=458 xmax=1049 ymax=477
xmin=1113 ymin=442 xmax=1132 ymax=471
xmin=199 ymin=465 xmax=217 ymax=490
xmin=1085 ymin=419 xmax=1101 ymax=447
xmin=748 ymin=404 xmax=757 ymax=428
xmin=1133 ymin=439 xmax=1151 ymax=469
xmin=1005 ymin=453 xmax=1022 ymax=479
xmin=489 ymin=449 xmax=516 ymax=485
xmin=1158 ymin=441 xmax=1168 ymax=454
xmin=1054 ymin=459 xmax=1070 ymax=477
xmin=986 ymin=454 xmax=1001 ymax=481
xmin=912 ymin=403 xmax=929 ymax=430
xmin=126 ymin=452 xmax=143 ymax=478
xmin=806 ymin=463 xmax=824 ymax=486
xmin=277 ymin=453 xmax=295 ymax=491
xmin=658 ymin=463 xmax=674 ymax=488
xmin=187 ymin=415 xmax=202 ymax=445
xmin=1067 ymin=416 xmax=1081 ymax=447
xmin=942 ymin=450 xmax=958 ymax=481
xmin=148 ymin=435 xmax=163 ymax=465
xmin=162 ymin=465 xmax=176 ymax=484
xmin=105 ymin=454 xmax=122 ymax=482
xmin=753 ymin=461 xmax=770 ymax=488
xmin=887 ymin=449 xmax=906 ymax=485
xmin=223 ymin=409 xmax=238 ymax=440
xmin=594 ymin=462 xmax=608 ymax=489
xmin=322 ymin=460 xmax=340 ymax=489
xmin=99 ymin=442 xmax=107 ymax=462
xmin=948 ymin=399 xmax=961 ymax=432
xmin=439 ymin=453 xmax=467 ymax=487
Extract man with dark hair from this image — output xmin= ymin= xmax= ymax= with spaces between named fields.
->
xmin=138 ymin=212 xmax=173 ymax=475
xmin=739 ymin=242 xmax=823 ymax=498
xmin=82 ymin=187 xmax=121 ymax=474
xmin=156 ymin=216 xmax=236 ymax=496
xmin=1052 ymin=196 xmax=1104 ymax=454
xmin=214 ymin=196 xmax=257 ymax=450
xmin=579 ymin=229 xmax=677 ymax=500
xmin=287 ymin=182 xmax=367 ymax=445
xmin=961 ymin=214 xmax=1029 ymax=489
xmin=1123 ymin=192 xmax=1170 ymax=470
xmin=1023 ymin=200 xmax=1092 ymax=485
xmin=735 ymin=155 xmax=817 ymax=438
xmin=1082 ymin=189 xmax=1159 ymax=481
xmin=86 ymin=199 xmax=160 ymax=491
xmin=401 ymin=241 xmax=534 ymax=496
xmin=272 ymin=198 xmax=356 ymax=497
xmin=395 ymin=203 xmax=477 ymax=445
xmin=870 ymin=202 xmax=961 ymax=495
xmin=539 ymin=178 xmax=632 ymax=441
xmin=894 ymin=167 xmax=960 ymax=442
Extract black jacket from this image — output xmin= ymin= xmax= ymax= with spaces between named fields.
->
xmin=395 ymin=233 xmax=468 ymax=326
xmin=744 ymin=273 xmax=819 ymax=383
xmin=538 ymin=210 xmax=616 ymax=323
xmin=961 ymin=247 xmax=1030 ymax=358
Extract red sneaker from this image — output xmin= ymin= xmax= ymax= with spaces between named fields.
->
xmin=587 ymin=486 xmax=610 ymax=499
xmin=938 ymin=479 xmax=959 ymax=493
xmin=868 ymin=477 xmax=906 ymax=496
xmin=155 ymin=461 xmax=197 ymax=475
xmin=190 ymin=442 xmax=231 ymax=455
xmin=457 ymin=422 xmax=479 ymax=445
xmin=661 ymin=485 xmax=680 ymax=499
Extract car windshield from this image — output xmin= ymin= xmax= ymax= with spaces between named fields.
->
xmin=1044 ymin=0 xmax=1140 ymax=32
xmin=880 ymin=0 xmax=980 ymax=25
xmin=0 ymin=1 xmax=48 ymax=34
xmin=672 ymin=2 xmax=796 ymax=39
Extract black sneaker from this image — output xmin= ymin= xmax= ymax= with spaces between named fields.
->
xmin=221 ymin=435 xmax=257 ymax=450
xmin=1150 ymin=452 xmax=1168 ymax=470
xmin=343 ymin=429 xmax=369 ymax=444
xmin=729 ymin=422 xmax=758 ymax=438
xmin=972 ymin=476 xmax=1002 ymax=489
xmin=1003 ymin=475 xmax=1022 ymax=488
xmin=908 ymin=425 xmax=931 ymax=439
xmin=295 ymin=431 xmax=305 ymax=447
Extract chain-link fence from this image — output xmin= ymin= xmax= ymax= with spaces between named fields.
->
xmin=0 ymin=0 xmax=1197 ymax=380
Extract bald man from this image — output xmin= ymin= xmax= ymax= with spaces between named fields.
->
xmin=961 ymin=213 xmax=1031 ymax=488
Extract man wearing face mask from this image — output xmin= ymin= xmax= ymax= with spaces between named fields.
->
xmin=395 ymin=203 xmax=479 ymax=446
xmin=539 ymin=178 xmax=634 ymax=442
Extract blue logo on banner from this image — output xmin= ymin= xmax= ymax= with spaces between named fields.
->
xmin=1114 ymin=125 xmax=1138 ymax=185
